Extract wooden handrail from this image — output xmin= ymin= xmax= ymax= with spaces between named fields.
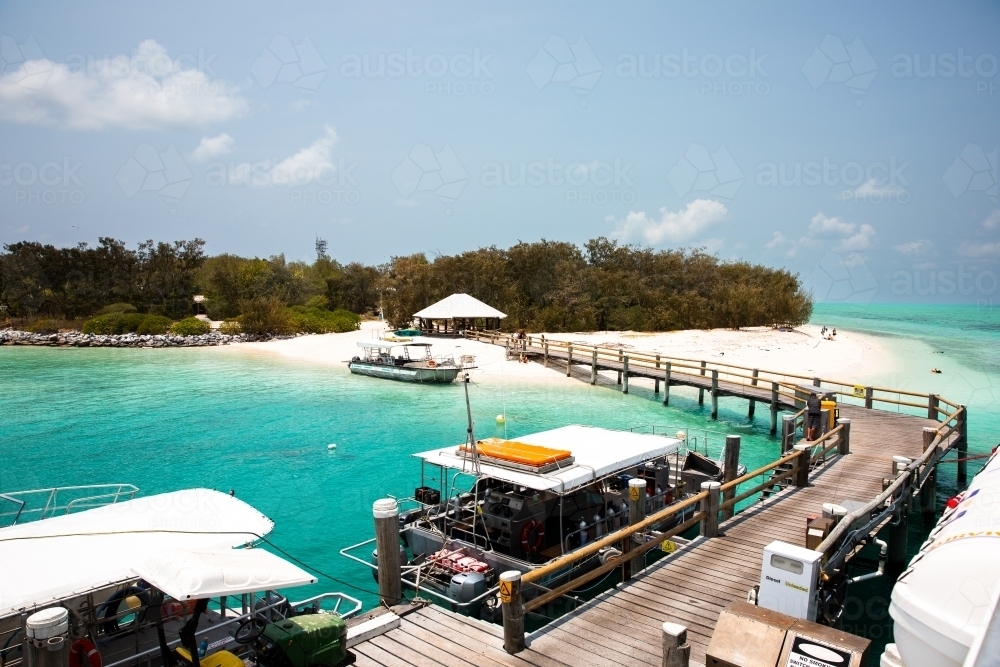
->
xmin=523 ymin=511 xmax=705 ymax=613
xmin=719 ymin=466 xmax=799 ymax=511
xmin=719 ymin=449 xmax=801 ymax=493
xmin=521 ymin=490 xmax=706 ymax=584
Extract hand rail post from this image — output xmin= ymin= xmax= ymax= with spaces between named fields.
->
xmin=698 ymin=361 xmax=706 ymax=405
xmin=927 ymin=393 xmax=939 ymax=420
xmin=837 ymin=418 xmax=851 ymax=455
xmin=655 ymin=354 xmax=661 ymax=394
xmin=623 ymin=355 xmax=630 ymax=394
xmin=566 ymin=344 xmax=573 ymax=377
xmin=591 ymin=349 xmax=598 ymax=385
xmin=864 ymin=386 xmax=873 ymax=409
xmin=500 ymin=571 xmax=524 ymax=654
xmin=617 ymin=349 xmax=623 ymax=385
xmin=710 ymin=370 xmax=719 ymax=419
xmin=543 ymin=342 xmax=549 ymax=368
xmin=662 ymin=623 xmax=691 ymax=667
xmin=626 ymin=478 xmax=646 ymax=577
xmin=663 ymin=362 xmax=671 ymax=406
xmin=793 ymin=445 xmax=811 ymax=487
xmin=813 ymin=376 xmax=821 ymax=388
xmin=720 ymin=435 xmax=741 ymax=521
xmin=781 ymin=415 xmax=795 ymax=453
xmin=699 ymin=482 xmax=720 ymax=538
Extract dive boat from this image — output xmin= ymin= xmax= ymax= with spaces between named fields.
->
xmin=341 ymin=425 xmax=743 ymax=620
xmin=0 ymin=486 xmax=362 ymax=667
xmin=347 ymin=341 xmax=462 ymax=383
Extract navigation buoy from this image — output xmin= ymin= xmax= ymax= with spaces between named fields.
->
xmin=327 ymin=443 xmax=337 ymax=450
xmin=496 ymin=415 xmax=505 ymax=424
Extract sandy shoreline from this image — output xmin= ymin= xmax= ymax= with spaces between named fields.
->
xmin=215 ymin=321 xmax=899 ymax=387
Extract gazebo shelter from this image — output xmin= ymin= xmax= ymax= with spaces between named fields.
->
xmin=412 ymin=293 xmax=506 ymax=336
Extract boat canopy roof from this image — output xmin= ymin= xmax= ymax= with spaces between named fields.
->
xmin=356 ymin=341 xmax=432 ymax=348
xmin=132 ymin=548 xmax=316 ymax=600
xmin=0 ymin=489 xmax=274 ymax=618
xmin=414 ymin=425 xmax=681 ymax=494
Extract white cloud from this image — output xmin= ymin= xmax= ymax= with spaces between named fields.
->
xmin=612 ymin=199 xmax=728 ymax=245
xmin=982 ymin=209 xmax=1000 ymax=229
xmin=809 ymin=212 xmax=855 ymax=238
xmin=852 ymin=178 xmax=907 ymax=198
xmin=229 ymin=127 xmax=341 ymax=187
xmin=0 ymin=40 xmax=247 ymax=130
xmin=191 ymin=133 xmax=234 ymax=162
xmin=765 ymin=231 xmax=787 ymax=250
xmin=765 ymin=231 xmax=817 ymax=258
xmin=893 ymin=239 xmax=933 ymax=256
xmin=958 ymin=240 xmax=1000 ymax=258
xmin=834 ymin=223 xmax=875 ymax=251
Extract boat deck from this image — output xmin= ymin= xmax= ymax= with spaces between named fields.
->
xmin=349 ymin=405 xmax=952 ymax=666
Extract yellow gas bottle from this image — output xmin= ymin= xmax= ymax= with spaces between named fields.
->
xmin=821 ymin=399 xmax=838 ymax=429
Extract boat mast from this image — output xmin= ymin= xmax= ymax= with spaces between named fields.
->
xmin=462 ymin=373 xmax=481 ymax=475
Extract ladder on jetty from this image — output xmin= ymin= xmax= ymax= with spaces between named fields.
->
xmin=349 ymin=332 xmax=970 ymax=667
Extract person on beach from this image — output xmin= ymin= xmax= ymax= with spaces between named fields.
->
xmin=807 ymin=391 xmax=822 ymax=441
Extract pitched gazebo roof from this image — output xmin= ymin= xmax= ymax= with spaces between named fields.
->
xmin=412 ymin=293 xmax=507 ymax=319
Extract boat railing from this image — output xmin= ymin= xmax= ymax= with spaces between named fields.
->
xmin=0 ymin=484 xmax=140 ymax=527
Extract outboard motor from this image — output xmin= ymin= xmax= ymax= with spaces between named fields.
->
xmin=449 ymin=572 xmax=487 ymax=617
xmin=370 ymin=546 xmax=408 ymax=583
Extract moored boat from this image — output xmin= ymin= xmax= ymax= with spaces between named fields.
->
xmin=347 ymin=341 xmax=462 ymax=383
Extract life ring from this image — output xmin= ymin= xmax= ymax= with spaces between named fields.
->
xmin=426 ymin=359 xmax=438 ymax=368
xmin=520 ymin=520 xmax=545 ymax=554
xmin=69 ymin=638 xmax=102 ymax=667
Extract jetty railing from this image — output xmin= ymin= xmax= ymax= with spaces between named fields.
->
xmin=0 ymin=483 xmax=139 ymax=526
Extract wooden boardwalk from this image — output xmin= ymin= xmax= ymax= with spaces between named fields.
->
xmin=347 ymin=336 xmax=965 ymax=666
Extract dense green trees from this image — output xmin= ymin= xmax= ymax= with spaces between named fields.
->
xmin=0 ymin=236 xmax=811 ymax=333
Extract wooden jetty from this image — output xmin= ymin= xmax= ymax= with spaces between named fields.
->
xmin=348 ymin=333 xmax=970 ymax=667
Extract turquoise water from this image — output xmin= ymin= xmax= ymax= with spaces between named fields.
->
xmin=0 ymin=346 xmax=781 ymax=610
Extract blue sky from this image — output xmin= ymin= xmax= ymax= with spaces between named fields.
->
xmin=0 ymin=1 xmax=998 ymax=303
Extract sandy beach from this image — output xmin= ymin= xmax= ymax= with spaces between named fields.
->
xmin=219 ymin=321 xmax=899 ymax=387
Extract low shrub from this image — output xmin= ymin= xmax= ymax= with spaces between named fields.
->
xmin=24 ymin=319 xmax=62 ymax=334
xmin=136 ymin=315 xmax=173 ymax=335
xmin=304 ymin=295 xmax=329 ymax=310
xmin=97 ymin=302 xmax=137 ymax=315
xmin=239 ymin=297 xmax=290 ymax=335
xmin=171 ymin=317 xmax=211 ymax=336
xmin=287 ymin=306 xmax=360 ymax=334
xmin=82 ymin=312 xmax=176 ymax=335
xmin=218 ymin=319 xmax=241 ymax=335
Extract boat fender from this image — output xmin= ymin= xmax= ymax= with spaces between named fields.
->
xmin=578 ymin=518 xmax=588 ymax=546
xmin=69 ymin=638 xmax=101 ymax=667
xmin=520 ymin=520 xmax=545 ymax=555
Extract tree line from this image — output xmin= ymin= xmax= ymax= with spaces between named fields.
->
xmin=0 ymin=237 xmax=811 ymax=332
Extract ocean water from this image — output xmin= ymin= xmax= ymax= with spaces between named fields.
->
xmin=0 ymin=345 xmax=782 ymax=610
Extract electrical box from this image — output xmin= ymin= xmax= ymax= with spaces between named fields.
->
xmin=758 ymin=541 xmax=822 ymax=621
xmin=805 ymin=517 xmax=834 ymax=550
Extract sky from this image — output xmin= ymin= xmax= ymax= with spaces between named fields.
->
xmin=0 ymin=1 xmax=998 ymax=304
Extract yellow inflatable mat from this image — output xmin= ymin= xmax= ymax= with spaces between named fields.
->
xmin=460 ymin=438 xmax=572 ymax=467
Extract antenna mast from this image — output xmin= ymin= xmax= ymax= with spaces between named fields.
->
xmin=315 ymin=236 xmax=328 ymax=260
xmin=463 ymin=373 xmax=480 ymax=475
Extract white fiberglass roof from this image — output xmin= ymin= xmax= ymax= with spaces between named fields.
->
xmin=133 ymin=548 xmax=316 ymax=600
xmin=412 ymin=293 xmax=507 ymax=319
xmin=414 ymin=425 xmax=681 ymax=494
xmin=356 ymin=341 xmax=431 ymax=348
xmin=0 ymin=489 xmax=274 ymax=618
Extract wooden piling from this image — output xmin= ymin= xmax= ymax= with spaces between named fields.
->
xmin=655 ymin=355 xmax=661 ymax=394
xmin=663 ymin=362 xmax=671 ymax=406
xmin=770 ymin=382 xmax=779 ymax=435
xmin=720 ymin=435 xmax=741 ymax=521
xmin=812 ymin=377 xmax=821 ymax=388
xmin=699 ymin=482 xmax=720 ymax=538
xmin=887 ymin=467 xmax=910 ymax=573
xmin=566 ymin=344 xmax=573 ymax=377
xmin=623 ymin=355 xmax=630 ymax=394
xmin=710 ymin=370 xmax=719 ymax=420
xmin=793 ymin=445 xmax=811 ymax=487
xmin=543 ymin=342 xmax=549 ymax=368
xmin=627 ymin=478 xmax=646 ymax=577
xmin=749 ymin=369 xmax=758 ymax=418
xmin=864 ymin=386 xmax=873 ymax=409
xmin=662 ymin=622 xmax=691 ymax=667
xmin=837 ymin=418 xmax=851 ymax=455
xmin=781 ymin=415 xmax=795 ymax=453
xmin=921 ymin=427 xmax=937 ymax=524
xmin=958 ymin=405 xmax=968 ymax=484
xmin=591 ymin=349 xmax=598 ymax=385
xmin=617 ymin=349 xmax=623 ymax=385
xmin=373 ymin=498 xmax=402 ymax=606
xmin=926 ymin=393 xmax=939 ymax=421
xmin=698 ymin=361 xmax=706 ymax=405
xmin=499 ymin=571 xmax=524 ymax=654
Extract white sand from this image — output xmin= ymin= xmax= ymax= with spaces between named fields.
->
xmin=217 ymin=321 xmax=898 ymax=387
